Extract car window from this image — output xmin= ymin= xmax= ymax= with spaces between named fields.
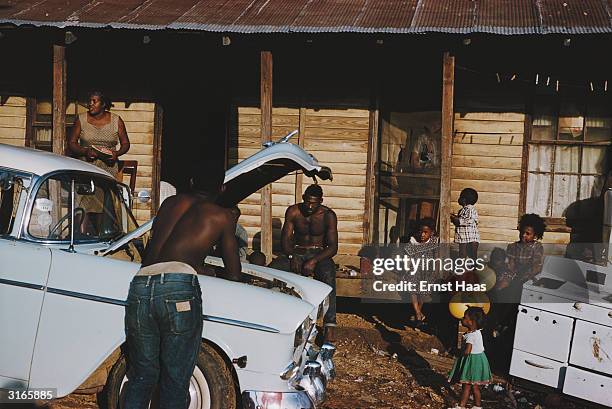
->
xmin=28 ymin=176 xmax=72 ymax=240
xmin=0 ymin=172 xmax=26 ymax=235
xmin=28 ymin=174 xmax=138 ymax=242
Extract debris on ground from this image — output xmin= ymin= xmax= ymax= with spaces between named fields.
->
xmin=42 ymin=312 xmax=590 ymax=409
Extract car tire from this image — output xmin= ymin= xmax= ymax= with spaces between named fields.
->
xmin=101 ymin=342 xmax=237 ymax=409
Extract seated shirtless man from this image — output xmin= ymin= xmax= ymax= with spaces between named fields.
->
xmin=281 ymin=184 xmax=338 ymax=340
xmin=122 ymin=162 xmax=241 ymax=409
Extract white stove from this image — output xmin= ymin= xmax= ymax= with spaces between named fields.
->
xmin=510 ymin=256 xmax=612 ymax=407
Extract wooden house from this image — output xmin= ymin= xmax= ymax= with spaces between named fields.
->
xmin=1 ymin=1 xmax=611 ymax=268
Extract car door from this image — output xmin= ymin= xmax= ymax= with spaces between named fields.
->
xmin=0 ymin=240 xmax=52 ymax=388
xmin=28 ymin=248 xmax=139 ymax=395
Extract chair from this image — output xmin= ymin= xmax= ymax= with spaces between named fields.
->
xmin=117 ymin=160 xmax=138 ymax=192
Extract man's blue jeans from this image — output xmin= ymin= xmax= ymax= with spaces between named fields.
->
xmin=123 ymin=273 xmax=203 ymax=409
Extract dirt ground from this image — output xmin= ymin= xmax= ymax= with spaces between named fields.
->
xmin=7 ymin=311 xmax=594 ymax=409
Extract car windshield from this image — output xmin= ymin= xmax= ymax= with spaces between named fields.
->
xmin=28 ymin=173 xmax=138 ymax=242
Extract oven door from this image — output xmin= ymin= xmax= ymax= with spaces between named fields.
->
xmin=513 ymin=305 xmax=574 ymax=363
xmin=569 ymin=320 xmax=612 ymax=375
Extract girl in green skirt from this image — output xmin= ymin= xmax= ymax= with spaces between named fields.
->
xmin=447 ymin=306 xmax=492 ymax=409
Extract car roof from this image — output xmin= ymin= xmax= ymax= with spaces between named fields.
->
xmin=0 ymin=143 xmax=112 ymax=178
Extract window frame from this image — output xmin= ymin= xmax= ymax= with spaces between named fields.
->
xmin=0 ymin=167 xmax=33 ymax=238
xmin=522 ymin=96 xmax=611 ymax=232
xmin=21 ymin=170 xmax=137 ymax=245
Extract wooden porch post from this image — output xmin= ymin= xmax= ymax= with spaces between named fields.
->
xmin=52 ymin=44 xmax=67 ymax=155
xmin=364 ymin=96 xmax=380 ymax=245
xmin=151 ymin=104 xmax=164 ymax=216
xmin=294 ymin=107 xmax=306 ymax=201
xmin=440 ymin=52 xmax=455 ymax=243
xmin=260 ymin=51 xmax=273 ymax=260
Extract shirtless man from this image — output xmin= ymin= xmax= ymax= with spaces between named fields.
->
xmin=122 ymin=162 xmax=241 ymax=409
xmin=281 ymin=184 xmax=338 ymax=339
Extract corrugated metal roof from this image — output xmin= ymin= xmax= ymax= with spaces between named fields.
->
xmin=0 ymin=0 xmax=611 ymax=34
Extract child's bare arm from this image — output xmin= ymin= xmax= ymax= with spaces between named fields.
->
xmin=463 ymin=343 xmax=473 ymax=356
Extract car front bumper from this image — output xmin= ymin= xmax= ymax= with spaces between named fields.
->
xmin=242 ymin=390 xmax=314 ymax=409
xmin=242 ymin=342 xmax=336 ymax=409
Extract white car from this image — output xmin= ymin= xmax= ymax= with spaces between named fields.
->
xmin=0 ymin=140 xmax=335 ymax=409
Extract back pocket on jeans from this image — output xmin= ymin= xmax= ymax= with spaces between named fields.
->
xmin=165 ymin=297 xmax=199 ymax=334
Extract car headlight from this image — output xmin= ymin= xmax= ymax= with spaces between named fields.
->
xmin=317 ymin=295 xmax=330 ymax=322
xmin=294 ymin=316 xmax=313 ymax=349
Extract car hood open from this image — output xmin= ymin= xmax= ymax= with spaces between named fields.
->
xmin=102 ymin=142 xmax=332 ymax=254
xmin=217 ymin=142 xmax=332 ymax=207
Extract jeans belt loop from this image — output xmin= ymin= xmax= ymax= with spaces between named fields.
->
xmin=146 ymin=275 xmax=151 ymax=287
xmin=160 ymin=272 xmax=165 ymax=284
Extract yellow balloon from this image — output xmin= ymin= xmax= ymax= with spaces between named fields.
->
xmin=476 ymin=266 xmax=497 ymax=292
xmin=449 ymin=292 xmax=491 ymax=319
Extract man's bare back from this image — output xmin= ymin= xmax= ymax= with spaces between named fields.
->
xmin=142 ymin=193 xmax=241 ymax=281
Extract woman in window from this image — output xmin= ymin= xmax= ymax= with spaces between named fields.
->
xmin=68 ymin=90 xmax=130 ymax=178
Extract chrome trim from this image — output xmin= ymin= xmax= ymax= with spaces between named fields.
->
xmin=68 ymin=179 xmax=75 ymax=252
xmin=317 ymin=343 xmax=336 ymax=381
xmin=0 ymin=277 xmax=45 ymax=291
xmin=280 ymin=361 xmax=299 ymax=381
xmin=203 ymin=315 xmax=280 ymax=334
xmin=296 ymin=361 xmax=326 ymax=405
xmin=46 ymin=287 xmax=128 ymax=306
xmin=0 ymin=278 xmax=281 ymax=334
xmin=242 ymin=390 xmax=314 ymax=409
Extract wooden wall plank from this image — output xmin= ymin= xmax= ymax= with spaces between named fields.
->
xmin=454 ymin=119 xmax=525 ymax=134
xmin=304 ymin=116 xmax=369 ymax=129
xmin=451 ymin=190 xmax=519 ymax=206
xmin=452 ymin=155 xmax=523 ymax=169
xmin=451 ymin=179 xmax=521 ymax=194
xmin=453 ymin=144 xmax=523 ymax=158
xmin=451 ymin=167 xmax=521 ymax=182
xmin=0 ymin=127 xmax=27 ymax=140
xmin=453 ymin=134 xmax=524 ymax=145
xmin=454 ymin=112 xmax=525 ymax=121
xmin=0 ymin=97 xmax=26 ymax=106
xmin=0 ymin=95 xmax=27 ymax=146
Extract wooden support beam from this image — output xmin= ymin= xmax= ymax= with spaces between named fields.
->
xmin=518 ymin=114 xmax=531 ymax=220
xmin=52 ymin=45 xmax=67 ymax=155
xmin=151 ymin=104 xmax=164 ymax=217
xmin=440 ymin=52 xmax=455 ymax=243
xmin=260 ymin=51 xmax=273 ymax=260
xmin=364 ymin=97 xmax=380 ymax=244
xmin=294 ymin=107 xmax=306 ymax=201
xmin=25 ymin=98 xmax=36 ymax=148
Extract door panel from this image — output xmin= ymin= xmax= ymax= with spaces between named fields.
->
xmin=0 ymin=241 xmax=51 ymax=385
xmin=29 ymin=249 xmax=138 ymax=396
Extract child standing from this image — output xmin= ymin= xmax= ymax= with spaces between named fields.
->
xmin=448 ymin=306 xmax=492 ymax=409
xmin=408 ymin=217 xmax=439 ymax=322
xmin=451 ymin=188 xmax=480 ymax=261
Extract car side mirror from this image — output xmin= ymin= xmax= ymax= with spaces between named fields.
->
xmin=75 ymin=180 xmax=96 ymax=195
xmin=137 ymin=189 xmax=151 ymax=204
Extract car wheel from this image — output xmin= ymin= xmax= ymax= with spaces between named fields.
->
xmin=102 ymin=343 xmax=237 ymax=409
